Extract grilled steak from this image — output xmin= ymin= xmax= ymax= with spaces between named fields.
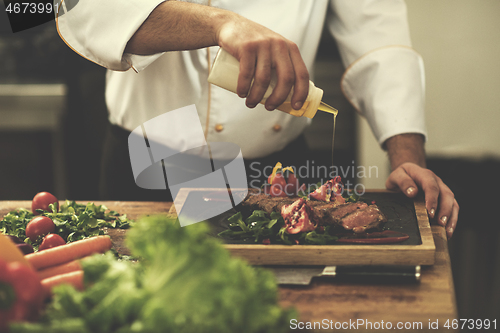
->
xmin=338 ymin=204 xmax=387 ymax=233
xmin=240 ymin=188 xmax=387 ymax=233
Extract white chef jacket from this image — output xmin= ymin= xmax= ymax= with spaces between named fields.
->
xmin=56 ymin=0 xmax=426 ymax=159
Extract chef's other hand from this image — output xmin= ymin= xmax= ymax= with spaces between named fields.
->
xmin=216 ymin=15 xmax=309 ymax=111
xmin=386 ymin=162 xmax=459 ymax=239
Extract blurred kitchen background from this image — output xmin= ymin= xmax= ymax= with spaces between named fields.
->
xmin=0 ymin=0 xmax=498 ymax=320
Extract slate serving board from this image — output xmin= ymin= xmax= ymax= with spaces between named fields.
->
xmin=172 ymin=189 xmax=435 ymax=266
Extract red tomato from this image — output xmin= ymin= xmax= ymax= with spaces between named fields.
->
xmin=284 ymin=183 xmax=297 ymax=197
xmin=285 ymin=173 xmax=299 ymax=195
xmin=31 ymin=192 xmax=58 ymax=215
xmin=271 ymin=173 xmax=287 ymax=188
xmin=38 ymin=234 xmax=66 ymax=251
xmin=25 ymin=216 xmax=55 ymax=242
xmin=287 ymin=172 xmax=299 ymax=185
xmin=269 ymin=184 xmax=288 ymax=197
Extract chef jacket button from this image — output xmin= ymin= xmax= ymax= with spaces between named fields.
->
xmin=273 ymin=124 xmax=282 ymax=132
xmin=215 ymin=124 xmax=224 ymax=132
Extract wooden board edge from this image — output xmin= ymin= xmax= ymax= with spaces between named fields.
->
xmin=413 ymin=195 xmax=436 ymax=263
xmin=224 ymin=243 xmax=435 ymax=266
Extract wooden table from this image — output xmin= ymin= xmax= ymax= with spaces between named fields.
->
xmin=1 ymin=200 xmax=458 ymax=332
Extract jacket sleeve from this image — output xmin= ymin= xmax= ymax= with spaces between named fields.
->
xmin=328 ymin=0 xmax=427 ymax=146
xmin=55 ymin=0 xmax=166 ymax=72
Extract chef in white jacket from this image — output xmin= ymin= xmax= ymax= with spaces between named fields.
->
xmin=56 ymin=0 xmax=458 ymax=238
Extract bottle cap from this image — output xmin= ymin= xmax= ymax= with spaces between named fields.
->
xmin=301 ymin=83 xmax=323 ymax=119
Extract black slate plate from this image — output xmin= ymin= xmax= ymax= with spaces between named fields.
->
xmin=180 ymin=191 xmax=422 ymax=246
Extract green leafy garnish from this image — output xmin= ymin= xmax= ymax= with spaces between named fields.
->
xmin=219 ymin=210 xmax=283 ymax=244
xmin=303 ymin=227 xmax=338 ymax=245
xmin=218 ymin=210 xmax=338 ymax=245
xmin=345 ymin=191 xmax=360 ymax=203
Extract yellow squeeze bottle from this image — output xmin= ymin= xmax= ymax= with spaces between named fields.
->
xmin=208 ymin=48 xmax=338 ymax=119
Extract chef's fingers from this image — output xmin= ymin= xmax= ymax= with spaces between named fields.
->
xmin=385 ymin=167 xmax=419 ymax=198
xmin=405 ymin=165 xmax=441 ymax=219
xmin=446 ymin=199 xmax=459 ymax=239
xmin=288 ymin=43 xmax=309 ymax=110
xmin=387 ymin=164 xmax=459 ymax=231
xmin=386 ymin=164 xmax=440 ymax=219
xmin=245 ymin=44 xmax=272 ymax=108
xmin=237 ymin=49 xmax=257 ymax=99
xmin=263 ymin=40 xmax=295 ymax=111
xmin=435 ymin=177 xmax=456 ymax=228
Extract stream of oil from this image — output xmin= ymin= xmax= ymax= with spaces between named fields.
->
xmin=318 ymin=102 xmax=338 ymax=170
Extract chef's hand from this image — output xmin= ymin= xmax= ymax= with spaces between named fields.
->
xmin=384 ymin=134 xmax=459 ymax=239
xmin=386 ymin=163 xmax=459 ymax=239
xmin=216 ymin=15 xmax=309 ymax=111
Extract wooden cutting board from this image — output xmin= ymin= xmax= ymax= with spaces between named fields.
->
xmin=171 ymin=188 xmax=435 ymax=266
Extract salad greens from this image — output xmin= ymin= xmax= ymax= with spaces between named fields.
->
xmin=0 ymin=200 xmax=131 ymax=250
xmin=219 ymin=186 xmax=360 ymax=245
xmin=218 ymin=210 xmax=339 ymax=245
xmin=10 ymin=216 xmax=295 ymax=333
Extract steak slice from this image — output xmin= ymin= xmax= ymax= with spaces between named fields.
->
xmin=339 ymin=205 xmax=387 ymax=233
xmin=240 ymin=189 xmax=387 ymax=233
xmin=310 ymin=201 xmax=368 ymax=226
xmin=240 ymin=188 xmax=296 ymax=214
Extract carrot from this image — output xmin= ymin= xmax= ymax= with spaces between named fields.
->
xmin=37 ymin=259 xmax=82 ymax=280
xmin=41 ymin=270 xmax=84 ymax=298
xmin=25 ymin=235 xmax=112 ymax=270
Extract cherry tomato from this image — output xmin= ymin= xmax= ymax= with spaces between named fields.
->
xmin=287 ymin=172 xmax=298 ymax=185
xmin=25 ymin=216 xmax=55 ymax=242
xmin=31 ymin=192 xmax=58 ymax=215
xmin=284 ymin=183 xmax=296 ymax=197
xmin=268 ymin=184 xmax=288 ymax=197
xmin=285 ymin=173 xmax=299 ymax=195
xmin=271 ymin=173 xmax=287 ymax=188
xmin=38 ymin=234 xmax=66 ymax=251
